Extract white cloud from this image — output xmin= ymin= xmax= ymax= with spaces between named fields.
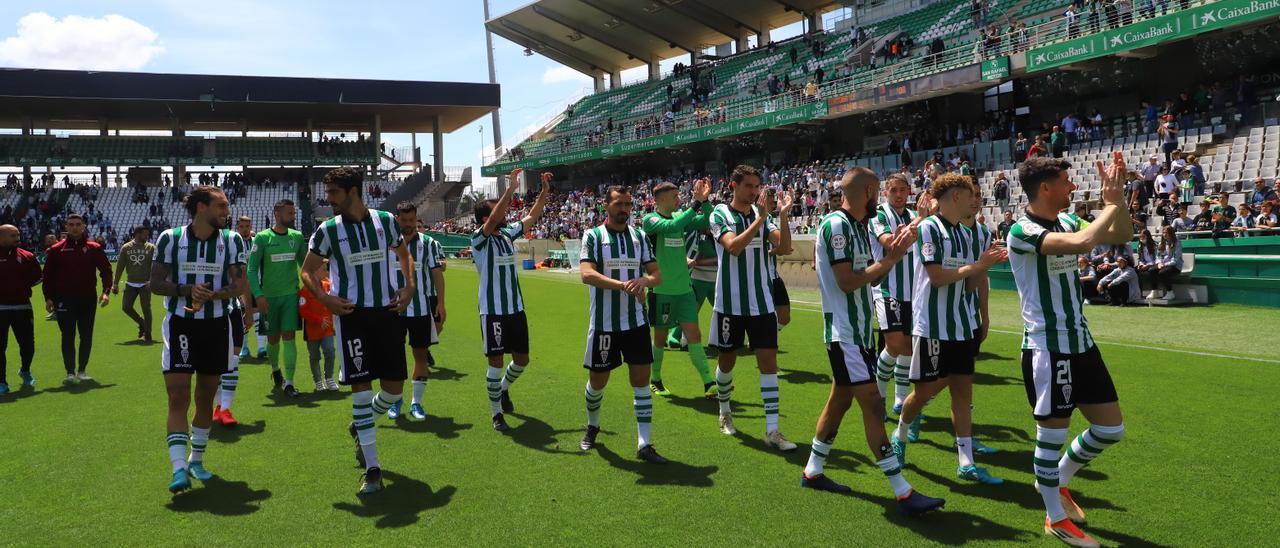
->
xmin=542 ymin=65 xmax=591 ymax=85
xmin=0 ymin=13 xmax=164 ymax=71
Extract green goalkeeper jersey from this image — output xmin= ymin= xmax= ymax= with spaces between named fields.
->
xmin=642 ymin=200 xmax=711 ymax=295
xmin=248 ymin=227 xmax=307 ymax=298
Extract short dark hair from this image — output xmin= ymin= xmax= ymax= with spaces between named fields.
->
xmin=237 ymin=215 xmax=252 ymax=224
xmin=396 ymin=201 xmax=417 ymax=214
xmin=604 ymin=185 xmax=630 ymax=203
xmin=474 ymin=199 xmax=499 ymax=224
xmin=65 ymin=213 xmax=85 ymax=224
xmin=184 ymin=185 xmax=223 ymax=217
xmin=884 ymin=173 xmax=910 ymax=188
xmin=273 ymin=198 xmax=294 ymax=211
xmin=323 ymin=167 xmax=363 ymax=192
xmin=730 ymin=164 xmax=760 ymax=185
xmin=133 ymin=225 xmax=150 ymax=237
xmin=1017 ymin=157 xmax=1072 ymax=201
xmin=653 ymin=182 xmax=678 ymax=197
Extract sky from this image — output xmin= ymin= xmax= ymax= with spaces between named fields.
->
xmin=0 ymin=1 xmax=808 ymax=194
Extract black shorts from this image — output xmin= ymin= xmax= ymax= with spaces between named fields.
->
xmin=162 ymin=314 xmax=232 ymax=376
xmin=402 ymin=314 xmax=439 ymax=348
xmin=480 ymin=311 xmax=530 ymax=357
xmin=771 ymin=277 xmax=790 ymax=307
xmin=876 ymin=297 xmax=912 ymax=333
xmin=970 ymin=323 xmax=984 ymax=357
xmin=1022 ymin=345 xmax=1118 ymax=420
xmin=229 ymin=307 xmax=245 ymax=349
xmin=909 ymin=336 xmax=976 ymax=382
xmin=826 ymin=341 xmax=876 ymax=387
xmin=335 ymin=307 xmax=408 ymax=385
xmin=708 ymin=311 xmax=779 ymax=351
xmin=583 ymin=326 xmax=653 ymax=371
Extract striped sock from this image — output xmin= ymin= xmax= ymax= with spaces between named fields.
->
xmin=877 ymin=455 xmax=913 ymax=498
xmin=650 ymin=344 xmax=664 ymax=382
xmin=687 ymin=343 xmax=714 ymax=384
xmin=893 ymin=355 xmax=911 ymax=405
xmin=219 ymin=369 xmax=238 ymax=410
xmin=894 ymin=413 xmax=910 ymax=442
xmin=352 ymin=391 xmax=379 ymax=470
xmin=715 ymin=367 xmax=734 ymax=415
xmin=1059 ymin=423 xmax=1125 ymax=487
xmin=411 ymin=377 xmax=428 ymax=406
xmin=167 ymin=432 xmax=189 ymax=472
xmin=805 ymin=436 xmax=832 ymax=477
xmin=875 ymin=349 xmax=896 ymax=399
xmin=486 ymin=366 xmax=504 ymax=415
xmin=189 ymin=426 xmax=210 ymax=463
xmin=584 ymin=381 xmax=603 ymax=427
xmin=956 ymin=436 xmax=974 ymax=467
xmin=371 ymin=390 xmax=401 ymax=415
xmin=760 ymin=373 xmax=780 ymax=434
xmin=500 ymin=361 xmax=525 ymax=391
xmin=633 ymin=386 xmax=653 ymax=448
xmin=1035 ymin=425 xmax=1069 ymax=522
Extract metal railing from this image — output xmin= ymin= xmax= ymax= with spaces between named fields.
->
xmin=488 ymin=0 xmax=1208 ymax=166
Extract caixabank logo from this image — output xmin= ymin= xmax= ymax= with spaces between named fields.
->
xmin=1193 ymin=0 xmax=1280 ymax=31
xmin=1029 ymin=42 xmax=1093 ymax=70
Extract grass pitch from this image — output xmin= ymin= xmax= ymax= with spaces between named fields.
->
xmin=1 ymin=262 xmax=1276 ymax=546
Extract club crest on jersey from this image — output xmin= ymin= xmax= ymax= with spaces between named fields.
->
xmin=354 ymin=356 xmax=364 ymax=371
xmin=1061 ymin=383 xmax=1073 ymax=402
xmin=921 ymin=243 xmax=936 ymax=257
xmin=181 ymin=348 xmax=190 ymax=363
xmin=831 ymin=234 xmax=847 ymax=250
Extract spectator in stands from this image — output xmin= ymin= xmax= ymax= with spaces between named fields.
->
xmin=1065 ymin=6 xmax=1080 ymax=38
xmin=1249 ymin=177 xmax=1276 ymax=207
xmin=1230 ymin=204 xmax=1255 ymax=234
xmin=1078 ymin=256 xmax=1101 ymax=303
xmin=1140 ymin=154 xmax=1161 ymax=200
xmin=1212 ymin=191 xmax=1237 ymax=221
xmin=997 ymin=210 xmax=1015 ymax=240
xmin=1186 ymin=154 xmax=1206 ymax=196
xmin=1013 ymin=132 xmax=1028 ymax=161
xmin=1050 ymin=126 xmax=1066 ymax=158
xmin=1159 ymin=117 xmax=1179 ymax=167
xmin=1154 ymin=165 xmax=1177 ymax=202
xmin=1192 ymin=200 xmax=1214 ymax=232
xmin=1149 ymin=225 xmax=1183 ymax=299
xmin=993 ymin=172 xmax=1010 ymax=212
xmin=1074 ymin=202 xmax=1096 ymax=223
xmin=1175 ymin=167 xmax=1194 ymax=206
xmin=1098 ymin=255 xmax=1140 ymax=306
xmin=1255 ymin=202 xmax=1278 ymax=229
xmin=1027 ymin=135 xmax=1047 ymax=160
xmin=1135 ymin=228 xmax=1157 ymax=279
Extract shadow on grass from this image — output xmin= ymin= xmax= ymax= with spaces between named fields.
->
xmin=332 ymin=470 xmax=456 ymax=528
xmin=44 ymin=380 xmax=117 ymax=395
xmin=778 ymin=367 xmax=831 ymax=385
xmin=209 ymin=419 xmax=266 ymax=444
xmin=166 ymin=476 xmax=272 ymax=516
xmin=972 ymin=370 xmax=1021 ymax=386
xmin=115 ymin=339 xmax=157 ymax=346
xmin=505 ymin=412 xmax=589 ymax=455
xmin=428 ymin=366 xmax=467 ymax=382
xmin=974 ymin=351 xmax=1013 ymax=362
xmin=381 ymin=414 xmax=473 ymax=440
xmin=0 ymin=384 xmax=43 ymax=402
xmin=261 ymin=388 xmax=346 ymax=408
xmin=664 ymin=393 xmax=762 ymax=418
xmin=812 ymin=485 xmax=1032 ymax=544
xmin=908 ymin=464 xmax=1125 ymax=513
xmin=1088 ymin=525 xmax=1174 ymax=547
xmin=594 ymin=442 xmax=718 ymax=487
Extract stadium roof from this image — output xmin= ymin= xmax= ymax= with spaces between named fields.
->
xmin=486 ymin=0 xmax=841 ymax=75
xmin=0 ymin=68 xmax=501 ymax=134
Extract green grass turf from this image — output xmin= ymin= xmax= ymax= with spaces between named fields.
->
xmin=1 ymin=262 xmax=1276 ymax=546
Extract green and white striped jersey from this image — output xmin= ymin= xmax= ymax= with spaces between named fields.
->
xmin=427 ymin=238 xmax=445 ymax=297
xmin=816 ymin=210 xmax=876 ymax=347
xmin=964 ymin=221 xmax=993 ymax=332
xmin=1007 ymin=212 xmax=1095 ymax=353
xmin=579 ymin=224 xmax=655 ymax=332
xmin=911 ymin=215 xmax=976 ymax=341
xmin=766 ymin=215 xmax=782 ymax=281
xmin=869 ymin=203 xmax=917 ymax=301
xmin=686 ymin=231 xmax=717 ymax=283
xmin=153 ymin=226 xmax=247 ymax=319
xmin=392 ymin=233 xmax=444 ymax=318
xmin=470 ymin=222 xmax=525 ymax=315
xmin=709 ymin=203 xmax=775 ymax=316
xmin=308 ymin=209 xmax=403 ymax=309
